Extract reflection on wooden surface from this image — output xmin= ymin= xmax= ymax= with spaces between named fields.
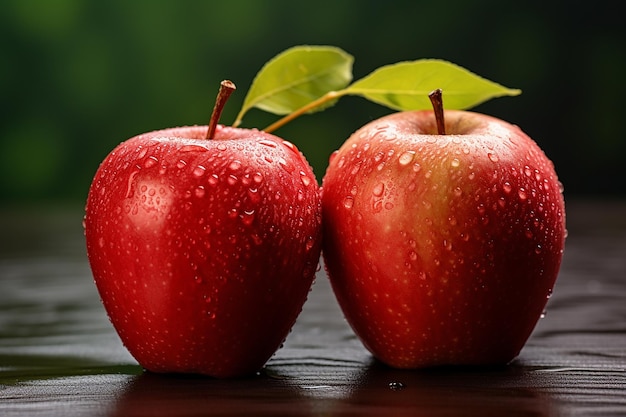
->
xmin=1 ymin=200 xmax=625 ymax=416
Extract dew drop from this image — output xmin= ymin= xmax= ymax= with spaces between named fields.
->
xmin=413 ymin=163 xmax=421 ymax=173
xmin=408 ymin=251 xmax=418 ymax=261
xmin=301 ymin=173 xmax=312 ymax=187
xmin=487 ymin=153 xmax=499 ymax=163
xmin=398 ymin=151 xmax=415 ymax=166
xmin=248 ymin=188 xmax=261 ymax=203
xmin=229 ymin=160 xmax=242 ymax=171
xmin=193 ymin=165 xmax=206 ymax=177
xmin=518 ymin=188 xmax=528 ymax=201
xmin=524 ymin=166 xmax=532 ymax=177
xmin=194 ymin=186 xmax=205 ymax=198
xmin=241 ymin=210 xmax=255 ymax=226
xmin=453 ymin=187 xmax=462 ymax=197
xmin=251 ymin=234 xmax=263 ymax=245
xmin=208 ymin=174 xmax=219 ymax=186
xmin=305 ymin=237 xmax=315 ymax=252
xmin=450 ymin=158 xmax=460 ymax=168
xmin=177 ymin=159 xmax=187 ymax=169
xmin=502 ymin=182 xmax=513 ymax=194
xmin=253 ymin=172 xmax=264 ymax=184
xmin=260 ymin=140 xmax=277 ymax=148
xmin=279 ymin=157 xmax=294 ymax=172
xmin=144 ymin=156 xmax=158 ymax=168
xmin=343 ymin=196 xmax=354 ymax=209
xmin=216 ymin=143 xmax=227 ymax=151
xmin=372 ymin=183 xmax=385 ymax=197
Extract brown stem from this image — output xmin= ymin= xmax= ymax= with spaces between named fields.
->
xmin=428 ymin=88 xmax=446 ymax=135
xmin=206 ymin=80 xmax=236 ymax=140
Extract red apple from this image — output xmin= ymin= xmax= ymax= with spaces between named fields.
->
xmin=84 ymin=82 xmax=322 ymax=378
xmin=321 ymin=93 xmax=566 ymax=368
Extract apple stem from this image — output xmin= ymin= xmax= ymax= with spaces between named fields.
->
xmin=206 ymin=80 xmax=236 ymax=140
xmin=428 ymin=88 xmax=446 ymax=135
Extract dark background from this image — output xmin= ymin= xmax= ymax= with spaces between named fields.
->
xmin=1 ymin=0 xmax=624 ymax=206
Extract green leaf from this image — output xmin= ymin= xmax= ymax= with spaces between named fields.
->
xmin=344 ymin=59 xmax=521 ymax=111
xmin=234 ymin=45 xmax=353 ymax=126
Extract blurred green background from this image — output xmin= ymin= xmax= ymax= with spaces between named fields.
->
xmin=1 ymin=0 xmax=624 ymax=207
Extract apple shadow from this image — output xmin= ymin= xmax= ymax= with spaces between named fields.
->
xmin=332 ymin=358 xmax=559 ymax=417
xmin=109 ymin=370 xmax=314 ymax=417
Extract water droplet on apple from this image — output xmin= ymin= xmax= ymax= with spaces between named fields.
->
xmin=343 ymin=196 xmax=354 ymax=209
xmin=443 ymin=239 xmax=453 ymax=251
xmin=279 ymin=157 xmax=294 ymax=172
xmin=176 ymin=160 xmax=187 ymax=169
xmin=195 ymin=186 xmax=205 ymax=198
xmin=524 ymin=166 xmax=532 ymax=177
xmin=453 ymin=187 xmax=462 ymax=197
xmin=227 ymin=175 xmax=238 ymax=185
xmin=144 ymin=156 xmax=158 ymax=168
xmin=518 ymin=188 xmax=528 ymax=201
xmin=408 ymin=251 xmax=418 ymax=261
xmin=535 ymin=245 xmax=542 ymax=254
xmin=398 ymin=151 xmax=415 ymax=166
xmin=300 ymin=173 xmax=312 ymax=187
xmin=241 ymin=210 xmax=255 ymax=226
xmin=372 ymin=183 xmax=385 ymax=197
xmin=260 ymin=139 xmax=277 ymax=148
xmin=305 ymin=237 xmax=315 ymax=252
xmin=251 ymin=233 xmax=263 ymax=245
xmin=208 ymin=174 xmax=219 ymax=186
xmin=502 ymin=182 xmax=513 ymax=194
xmin=247 ymin=187 xmax=261 ymax=203
xmin=229 ymin=160 xmax=242 ymax=171
xmin=228 ymin=208 xmax=238 ymax=219
xmin=487 ymin=153 xmax=499 ymax=163
xmin=450 ymin=158 xmax=460 ymax=168
xmin=193 ymin=165 xmax=206 ymax=177
xmin=253 ymin=172 xmax=264 ymax=184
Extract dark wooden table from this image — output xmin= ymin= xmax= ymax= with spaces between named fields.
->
xmin=1 ymin=199 xmax=625 ymax=416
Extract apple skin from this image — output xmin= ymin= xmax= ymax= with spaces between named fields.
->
xmin=84 ymin=125 xmax=322 ymax=378
xmin=321 ymin=110 xmax=566 ymax=368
